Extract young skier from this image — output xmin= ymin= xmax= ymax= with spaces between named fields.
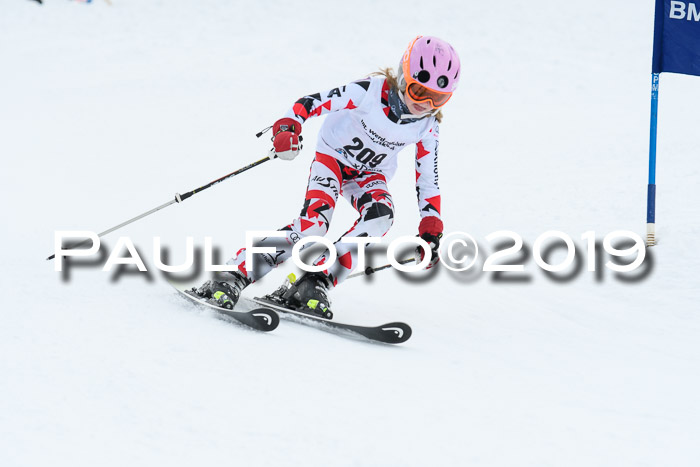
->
xmin=195 ymin=35 xmax=461 ymax=317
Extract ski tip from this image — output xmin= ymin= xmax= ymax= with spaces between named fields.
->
xmin=170 ymin=281 xmax=280 ymax=333
xmin=378 ymin=322 xmax=412 ymax=344
xmin=249 ymin=308 xmax=280 ymax=332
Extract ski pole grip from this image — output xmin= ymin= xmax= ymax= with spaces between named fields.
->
xmin=256 ymin=125 xmax=273 ymax=138
xmin=177 ymin=191 xmax=195 ymax=202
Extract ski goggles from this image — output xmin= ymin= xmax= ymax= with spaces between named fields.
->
xmin=405 ymin=81 xmax=453 ymax=109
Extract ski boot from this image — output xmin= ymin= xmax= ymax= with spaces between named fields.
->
xmin=193 ymin=272 xmax=250 ymax=310
xmin=296 ymin=272 xmax=334 ymax=320
xmin=266 ymin=272 xmax=333 ymax=320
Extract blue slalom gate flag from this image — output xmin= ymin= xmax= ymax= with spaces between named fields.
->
xmin=652 ymin=0 xmax=700 ymax=76
xmin=645 ymin=1 xmax=700 ymax=246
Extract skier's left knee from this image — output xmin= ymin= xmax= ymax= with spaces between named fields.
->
xmin=362 ymin=202 xmax=394 ymax=235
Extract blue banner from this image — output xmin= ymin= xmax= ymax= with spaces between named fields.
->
xmin=652 ymin=0 xmax=700 ymax=76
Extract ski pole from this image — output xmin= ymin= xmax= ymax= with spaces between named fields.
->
xmin=46 ymin=150 xmax=276 ymax=260
xmin=347 ymin=258 xmax=415 ymax=279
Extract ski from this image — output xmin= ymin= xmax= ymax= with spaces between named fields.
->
xmin=171 ymin=284 xmax=279 ymax=332
xmin=253 ymin=296 xmax=412 ymax=344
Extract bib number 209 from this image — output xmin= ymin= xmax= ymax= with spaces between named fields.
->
xmin=343 ymin=137 xmax=387 ymax=168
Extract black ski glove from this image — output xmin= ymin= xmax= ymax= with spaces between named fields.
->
xmin=416 ymin=216 xmax=443 ymax=270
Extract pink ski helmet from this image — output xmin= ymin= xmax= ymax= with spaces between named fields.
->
xmin=400 ymin=35 xmax=461 ymax=108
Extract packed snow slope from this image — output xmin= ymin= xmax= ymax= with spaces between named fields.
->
xmin=1 ymin=1 xmax=699 ymax=466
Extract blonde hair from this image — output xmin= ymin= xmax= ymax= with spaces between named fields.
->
xmin=370 ymin=68 xmax=443 ymax=123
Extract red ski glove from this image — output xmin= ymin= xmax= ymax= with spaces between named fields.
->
xmin=416 ymin=216 xmax=443 ymax=269
xmin=272 ymin=118 xmax=302 ymax=161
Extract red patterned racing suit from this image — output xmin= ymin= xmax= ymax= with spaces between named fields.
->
xmin=228 ymin=76 xmax=442 ymax=286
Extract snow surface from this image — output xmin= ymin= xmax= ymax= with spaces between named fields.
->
xmin=1 ymin=0 xmax=699 ymax=466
